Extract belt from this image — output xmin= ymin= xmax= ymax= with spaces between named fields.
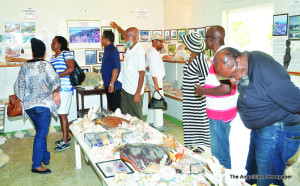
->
xmin=272 ymin=122 xmax=300 ymax=127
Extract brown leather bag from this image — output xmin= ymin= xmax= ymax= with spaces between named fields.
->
xmin=7 ymin=94 xmax=22 ymax=117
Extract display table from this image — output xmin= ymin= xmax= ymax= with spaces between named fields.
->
xmin=75 ymin=87 xmax=106 ymax=118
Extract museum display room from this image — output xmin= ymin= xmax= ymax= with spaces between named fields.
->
xmin=0 ymin=0 xmax=300 ymax=185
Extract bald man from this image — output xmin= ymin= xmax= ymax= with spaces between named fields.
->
xmin=195 ymin=26 xmax=237 ymax=169
xmin=111 ymin=22 xmax=145 ymax=119
xmin=214 ymin=47 xmax=300 ymax=186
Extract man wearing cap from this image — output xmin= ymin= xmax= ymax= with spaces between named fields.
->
xmin=110 ymin=22 xmax=145 ymax=119
xmin=146 ymin=34 xmax=168 ymax=132
xmin=195 ymin=26 xmax=237 ymax=169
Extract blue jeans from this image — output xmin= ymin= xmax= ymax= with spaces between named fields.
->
xmin=26 ymin=107 xmax=51 ymax=169
xmin=245 ymin=122 xmax=300 ymax=186
xmin=209 ymin=118 xmax=232 ymax=169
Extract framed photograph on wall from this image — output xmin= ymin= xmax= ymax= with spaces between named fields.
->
xmin=196 ymin=27 xmax=206 ymax=38
xmin=205 ymin=26 xmax=211 ymax=33
xmin=170 ymin=29 xmax=178 ymax=40
xmin=92 ymin=65 xmax=102 ymax=73
xmin=119 ymin=34 xmax=125 ymax=44
xmin=96 ymin=50 xmax=104 ymax=64
xmin=96 ymin=159 xmax=134 ymax=178
xmin=116 ymin=45 xmax=126 ymax=53
xmin=188 ymin=28 xmax=197 ymax=35
xmin=152 ymin=30 xmax=162 ymax=36
xmin=21 ymin=22 xmax=36 ymax=33
xmin=273 ymin=14 xmax=288 ymax=36
xmin=101 ymin=26 xmax=114 ymax=34
xmin=85 ymin=50 xmax=97 ymax=65
xmin=139 ymin=30 xmax=151 ymax=42
xmin=289 ymin=15 xmax=300 ymax=40
xmin=5 ymin=22 xmax=20 ymax=33
xmin=70 ymin=50 xmax=75 ymax=58
xmin=80 ymin=66 xmax=91 ymax=73
xmin=68 ymin=20 xmax=101 ymax=49
xmin=164 ymin=30 xmax=170 ymax=43
xmin=177 ymin=29 xmax=186 ymax=42
xmin=168 ymin=44 xmax=176 ymax=56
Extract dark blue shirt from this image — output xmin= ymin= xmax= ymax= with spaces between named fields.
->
xmin=237 ymin=51 xmax=300 ymax=129
xmin=100 ymin=43 xmax=122 ymax=89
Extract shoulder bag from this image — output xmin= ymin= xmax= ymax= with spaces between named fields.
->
xmin=148 ymin=91 xmax=168 ymax=110
xmin=7 ymin=94 xmax=22 ymax=117
xmin=63 ymin=52 xmax=86 ymax=87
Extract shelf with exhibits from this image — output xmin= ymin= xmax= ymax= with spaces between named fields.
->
xmin=70 ymin=108 xmax=247 ymax=186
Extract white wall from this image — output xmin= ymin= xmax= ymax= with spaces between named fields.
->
xmin=0 ymin=0 xmax=164 ymax=132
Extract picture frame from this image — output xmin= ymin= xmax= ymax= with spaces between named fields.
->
xmin=139 ymin=30 xmax=151 ymax=42
xmin=80 ymin=66 xmax=91 ymax=73
xmin=68 ymin=20 xmax=101 ymax=49
xmin=85 ymin=50 xmax=97 ymax=65
xmin=101 ymin=26 xmax=114 ymax=34
xmin=96 ymin=50 xmax=104 ymax=64
xmin=170 ymin=29 xmax=178 ymax=40
xmin=196 ymin=27 xmax=206 ymax=38
xmin=119 ymin=34 xmax=125 ymax=44
xmin=70 ymin=50 xmax=75 ymax=58
xmin=177 ymin=29 xmax=186 ymax=42
xmin=152 ymin=30 xmax=162 ymax=36
xmin=5 ymin=22 xmax=20 ymax=33
xmin=289 ymin=15 xmax=300 ymax=40
xmin=188 ymin=28 xmax=197 ymax=35
xmin=116 ymin=45 xmax=126 ymax=53
xmin=273 ymin=14 xmax=288 ymax=36
xmin=21 ymin=22 xmax=36 ymax=33
xmin=92 ymin=65 xmax=102 ymax=73
xmin=96 ymin=159 xmax=134 ymax=178
xmin=164 ymin=30 xmax=170 ymax=43
xmin=168 ymin=44 xmax=176 ymax=56
xmin=205 ymin=26 xmax=211 ymax=33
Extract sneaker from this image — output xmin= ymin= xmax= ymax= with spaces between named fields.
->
xmin=154 ymin=126 xmax=169 ymax=132
xmin=55 ymin=136 xmax=71 ymax=146
xmin=54 ymin=141 xmax=70 ymax=152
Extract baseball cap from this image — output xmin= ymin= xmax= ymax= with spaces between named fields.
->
xmin=151 ymin=34 xmax=165 ymax=41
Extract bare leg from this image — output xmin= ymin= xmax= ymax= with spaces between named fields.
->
xmin=59 ymin=114 xmax=69 ymax=143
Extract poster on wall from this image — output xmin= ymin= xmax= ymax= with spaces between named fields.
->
xmin=68 ymin=20 xmax=101 ymax=49
xmin=273 ymin=14 xmax=288 ymax=36
xmin=289 ymin=15 xmax=300 ymax=40
xmin=5 ymin=22 xmax=20 ymax=33
xmin=21 ymin=22 xmax=36 ymax=33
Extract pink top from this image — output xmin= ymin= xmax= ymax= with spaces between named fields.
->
xmin=204 ymin=62 xmax=237 ymax=122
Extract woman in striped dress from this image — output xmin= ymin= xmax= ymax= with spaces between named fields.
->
xmin=181 ymin=32 xmax=210 ymax=152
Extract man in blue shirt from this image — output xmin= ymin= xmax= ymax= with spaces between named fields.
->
xmin=100 ymin=31 xmax=122 ymax=112
xmin=214 ymin=47 xmax=300 ymax=186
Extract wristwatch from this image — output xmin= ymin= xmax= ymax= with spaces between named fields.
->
xmin=109 ymin=84 xmax=114 ymax=86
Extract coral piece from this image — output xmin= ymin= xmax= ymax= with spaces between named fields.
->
xmin=14 ymin=131 xmax=25 ymax=139
xmin=119 ymin=143 xmax=172 ymax=172
xmin=145 ymin=162 xmax=161 ymax=174
xmin=98 ymin=116 xmax=130 ymax=129
xmin=162 ymin=134 xmax=179 ymax=149
xmin=158 ymin=166 xmax=176 ymax=181
xmin=88 ymin=105 xmax=101 ymax=121
xmin=5 ymin=133 xmax=11 ymax=139
xmin=0 ymin=149 xmax=9 ymax=168
xmin=27 ymin=129 xmax=36 ymax=137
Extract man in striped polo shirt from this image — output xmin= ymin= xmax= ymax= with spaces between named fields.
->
xmin=195 ymin=26 xmax=237 ymax=169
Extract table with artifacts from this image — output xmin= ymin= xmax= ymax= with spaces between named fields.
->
xmin=69 ymin=106 xmax=249 ymax=186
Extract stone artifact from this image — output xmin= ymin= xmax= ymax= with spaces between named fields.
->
xmin=0 ymin=149 xmax=9 ymax=168
xmin=283 ymin=40 xmax=291 ymax=69
xmin=14 ymin=131 xmax=25 ymax=139
xmin=119 ymin=143 xmax=172 ymax=172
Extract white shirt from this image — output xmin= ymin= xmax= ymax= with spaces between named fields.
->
xmin=146 ymin=47 xmax=165 ymax=79
xmin=121 ymin=42 xmax=145 ymax=95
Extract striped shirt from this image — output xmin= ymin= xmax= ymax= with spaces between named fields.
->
xmin=50 ymin=51 xmax=74 ymax=92
xmin=204 ymin=62 xmax=237 ymax=122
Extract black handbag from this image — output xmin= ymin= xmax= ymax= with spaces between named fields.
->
xmin=63 ymin=52 xmax=86 ymax=86
xmin=148 ymin=91 xmax=168 ymax=110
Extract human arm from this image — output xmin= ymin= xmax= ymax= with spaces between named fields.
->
xmin=53 ymin=86 xmax=61 ymax=106
xmin=110 ymin=22 xmax=126 ymax=41
xmin=195 ymin=80 xmax=232 ymax=96
xmin=58 ymin=59 xmax=75 ymax=78
xmin=134 ymin=71 xmax=145 ymax=103
xmin=152 ymin=77 xmax=160 ymax=92
xmin=13 ymin=66 xmax=26 ymax=101
xmin=108 ymin=69 xmax=119 ymax=93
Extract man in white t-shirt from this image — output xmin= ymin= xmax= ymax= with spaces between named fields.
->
xmin=111 ymin=22 xmax=145 ymax=119
xmin=146 ymin=34 xmax=168 ymax=132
